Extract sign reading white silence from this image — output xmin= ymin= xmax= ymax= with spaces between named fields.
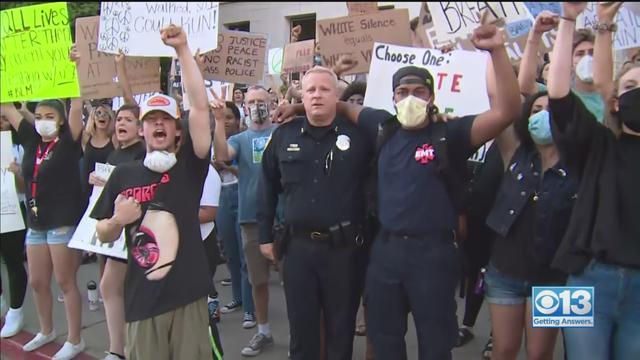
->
xmin=68 ymin=163 xmax=127 ymax=259
xmin=363 ymin=43 xmax=489 ymax=117
xmin=98 ymin=2 xmax=219 ymax=57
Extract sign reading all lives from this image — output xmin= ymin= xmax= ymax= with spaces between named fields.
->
xmin=316 ymin=9 xmax=411 ymax=75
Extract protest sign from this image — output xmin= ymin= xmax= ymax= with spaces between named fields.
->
xmin=112 ymin=91 xmax=160 ymax=111
xmin=363 ymin=42 xmax=489 ymax=116
xmin=578 ymin=3 xmax=640 ymax=50
xmin=0 ymin=131 xmax=25 ymax=234
xmin=268 ymin=48 xmax=284 ymax=75
xmin=199 ymin=31 xmax=268 ymax=84
xmin=98 ymin=2 xmax=219 ymax=57
xmin=524 ymin=2 xmax=561 ymax=19
xmin=182 ymin=79 xmax=222 ymax=110
xmin=346 ymin=2 xmax=379 ymax=16
xmin=282 ymin=39 xmax=315 ymax=74
xmin=317 ymin=9 xmax=412 ymax=74
xmin=0 ymin=2 xmax=80 ymax=102
xmin=75 ymin=16 xmax=160 ymax=99
xmin=69 ymin=163 xmax=127 ymax=259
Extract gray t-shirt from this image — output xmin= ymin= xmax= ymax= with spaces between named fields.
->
xmin=228 ymin=127 xmax=275 ymax=223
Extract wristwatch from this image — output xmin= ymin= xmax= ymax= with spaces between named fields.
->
xmin=592 ymin=22 xmax=618 ymax=33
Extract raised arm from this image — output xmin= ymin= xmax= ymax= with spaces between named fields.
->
xmin=115 ymin=51 xmax=136 ymax=106
xmin=592 ymin=3 xmax=622 ymax=105
xmin=518 ymin=11 xmax=558 ymax=96
xmin=549 ymin=3 xmax=587 ymax=99
xmin=469 ymin=16 xmax=522 ymax=148
xmin=209 ymin=90 xmax=237 ymax=162
xmin=68 ymin=44 xmax=85 ymax=141
xmin=161 ymin=26 xmax=210 ymax=159
xmin=487 ymin=55 xmax=520 ymax=169
xmin=0 ymin=103 xmax=24 ymax=132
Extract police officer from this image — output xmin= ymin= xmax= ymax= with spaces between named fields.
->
xmin=256 ymin=66 xmax=371 ymax=360
xmin=274 ymin=19 xmax=521 ymax=360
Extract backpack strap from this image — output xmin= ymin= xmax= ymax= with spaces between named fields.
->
xmin=431 ymin=121 xmax=469 ymax=213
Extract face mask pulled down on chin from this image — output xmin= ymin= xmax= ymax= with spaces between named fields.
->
xmin=35 ymin=120 xmax=58 ymax=138
xmin=395 ymin=95 xmax=430 ymax=128
xmin=618 ymin=87 xmax=640 ymax=133
xmin=144 ymin=150 xmax=177 ymax=173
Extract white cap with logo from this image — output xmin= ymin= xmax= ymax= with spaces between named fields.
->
xmin=139 ymin=94 xmax=180 ymax=121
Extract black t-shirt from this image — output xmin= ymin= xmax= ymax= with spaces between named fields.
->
xmin=91 ymin=134 xmax=211 ymax=322
xmin=106 ymin=141 xmax=146 ymax=166
xmin=358 ymin=108 xmax=476 ymax=235
xmin=82 ymin=138 xmax=115 ymax=196
xmin=18 ymin=121 xmax=83 ymax=231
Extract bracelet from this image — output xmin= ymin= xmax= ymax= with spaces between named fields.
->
xmin=561 ymin=16 xmax=576 ymax=22
xmin=592 ymin=22 xmax=618 ymax=33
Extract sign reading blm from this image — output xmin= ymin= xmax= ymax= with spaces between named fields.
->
xmin=98 ymin=2 xmax=219 ymax=57
xmin=0 ymin=2 xmax=81 ymax=102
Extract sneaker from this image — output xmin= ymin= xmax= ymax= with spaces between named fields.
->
xmin=221 ymin=278 xmax=232 ymax=286
xmin=103 ymin=352 xmax=125 ymax=360
xmin=208 ymin=298 xmax=221 ymax=323
xmin=242 ymin=312 xmax=257 ymax=329
xmin=57 ymin=293 xmax=65 ymax=303
xmin=241 ymin=332 xmax=274 ymax=357
xmin=52 ymin=338 xmax=86 ymax=360
xmin=482 ymin=337 xmax=493 ymax=359
xmin=220 ymin=299 xmax=242 ymax=314
xmin=0 ymin=307 xmax=24 ymax=338
xmin=23 ymin=330 xmax=57 ymax=352
xmin=455 ymin=327 xmax=474 ymax=347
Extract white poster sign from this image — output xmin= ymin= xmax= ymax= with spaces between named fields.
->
xmin=1 ymin=131 xmax=25 ymax=234
xmin=364 ymin=43 xmax=489 ymax=117
xmin=268 ymin=48 xmax=284 ymax=75
xmin=68 ymin=163 xmax=127 ymax=259
xmin=112 ymin=92 xmax=161 ymax=111
xmin=98 ymin=2 xmax=219 ymax=57
xmin=578 ymin=3 xmax=640 ymax=50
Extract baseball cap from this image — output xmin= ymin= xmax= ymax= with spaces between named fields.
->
xmin=392 ymin=66 xmax=435 ymax=94
xmin=139 ymin=94 xmax=180 ymax=121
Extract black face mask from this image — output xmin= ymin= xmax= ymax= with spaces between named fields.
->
xmin=618 ymin=87 xmax=640 ymax=132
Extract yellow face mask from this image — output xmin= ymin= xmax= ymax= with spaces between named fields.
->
xmin=395 ymin=95 xmax=429 ymax=129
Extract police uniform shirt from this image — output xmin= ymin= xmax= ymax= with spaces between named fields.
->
xmin=257 ymin=116 xmax=372 ymax=244
xmin=358 ymin=107 xmax=477 ymax=236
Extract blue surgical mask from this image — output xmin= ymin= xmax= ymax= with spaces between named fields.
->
xmin=528 ymin=110 xmax=553 ymax=146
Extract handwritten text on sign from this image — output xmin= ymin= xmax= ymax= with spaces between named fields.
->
xmin=282 ymin=40 xmax=315 ymax=74
xmin=363 ymin=42 xmax=489 ymax=117
xmin=0 ymin=2 xmax=80 ymax=102
xmin=427 ymin=2 xmax=529 ymax=43
xmin=200 ymin=31 xmax=267 ymax=84
xmin=578 ymin=2 xmax=639 ymax=50
xmin=76 ymin=16 xmax=160 ymax=99
xmin=316 ymin=9 xmax=411 ymax=75
xmin=98 ymin=2 xmax=219 ymax=57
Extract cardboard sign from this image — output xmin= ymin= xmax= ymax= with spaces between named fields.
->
xmin=282 ymin=39 xmax=315 ymax=74
xmin=268 ymin=47 xmax=284 ymax=75
xmin=70 ymin=163 xmax=127 ymax=259
xmin=363 ymin=42 xmax=489 ymax=116
xmin=0 ymin=2 xmax=80 ymax=102
xmin=0 ymin=132 xmax=25 ymax=234
xmin=427 ymin=2 xmax=530 ymax=44
xmin=316 ymin=9 xmax=412 ymax=75
xmin=75 ymin=16 xmax=160 ymax=99
xmin=98 ymin=2 xmax=219 ymax=57
xmin=346 ymin=2 xmax=379 ymax=15
xmin=199 ymin=31 xmax=268 ymax=84
xmin=578 ymin=3 xmax=640 ymax=50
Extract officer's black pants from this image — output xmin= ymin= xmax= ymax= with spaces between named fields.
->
xmin=366 ymin=230 xmax=460 ymax=360
xmin=283 ymin=236 xmax=363 ymax=360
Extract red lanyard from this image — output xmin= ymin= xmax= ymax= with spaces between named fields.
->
xmin=31 ymin=138 xmax=59 ymax=199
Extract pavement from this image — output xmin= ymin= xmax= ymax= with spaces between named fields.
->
xmin=1 ymin=260 xmax=564 ymax=360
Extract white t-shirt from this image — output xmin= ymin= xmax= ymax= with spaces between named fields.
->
xmin=199 ymin=164 xmax=221 ymax=240
xmin=13 ymin=144 xmax=26 ymax=203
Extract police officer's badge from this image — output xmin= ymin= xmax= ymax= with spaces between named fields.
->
xmin=336 ymin=135 xmax=350 ymax=151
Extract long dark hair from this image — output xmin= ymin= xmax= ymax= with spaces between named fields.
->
xmin=514 ymin=91 xmax=548 ymax=150
xmin=35 ymin=99 xmax=68 ymax=133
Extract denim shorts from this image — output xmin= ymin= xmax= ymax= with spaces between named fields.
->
xmin=25 ymin=226 xmax=76 ymax=246
xmin=484 ymin=263 xmax=531 ymax=305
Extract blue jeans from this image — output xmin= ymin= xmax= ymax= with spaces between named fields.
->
xmin=563 ymin=260 xmax=640 ymax=360
xmin=217 ymin=184 xmax=254 ymax=313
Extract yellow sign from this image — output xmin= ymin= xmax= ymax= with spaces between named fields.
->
xmin=0 ymin=2 xmax=80 ymax=102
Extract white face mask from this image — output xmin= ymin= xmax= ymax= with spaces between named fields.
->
xmin=143 ymin=150 xmax=177 ymax=173
xmin=35 ymin=120 xmax=58 ymax=138
xmin=575 ymin=55 xmax=594 ymax=83
xmin=395 ymin=95 xmax=428 ymax=128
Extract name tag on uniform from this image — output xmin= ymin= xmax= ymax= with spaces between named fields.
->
xmin=287 ymin=144 xmax=300 ymax=152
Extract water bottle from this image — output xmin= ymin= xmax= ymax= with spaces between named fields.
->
xmin=87 ymin=281 xmax=99 ymax=311
xmin=474 ymin=268 xmax=486 ymax=295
